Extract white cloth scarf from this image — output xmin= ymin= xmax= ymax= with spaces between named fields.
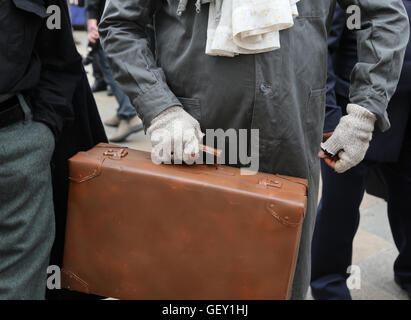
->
xmin=205 ymin=0 xmax=300 ymax=57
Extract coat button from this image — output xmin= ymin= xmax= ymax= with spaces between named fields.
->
xmin=260 ymin=83 xmax=272 ymax=94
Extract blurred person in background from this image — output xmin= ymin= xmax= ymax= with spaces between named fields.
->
xmin=82 ymin=40 xmax=113 ymax=95
xmin=86 ymin=0 xmax=143 ymax=142
xmin=99 ymin=0 xmax=409 ymax=299
xmin=311 ymin=1 xmax=411 ymax=300
xmin=74 ymin=0 xmax=111 ymax=95
xmin=74 ymin=0 xmax=112 ymax=95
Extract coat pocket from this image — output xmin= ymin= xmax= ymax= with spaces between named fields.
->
xmin=305 ymin=88 xmax=326 ymax=127
xmin=296 ymin=0 xmax=327 ymax=18
xmin=177 ymin=97 xmax=202 ymax=122
xmin=304 ymin=88 xmax=326 ymax=166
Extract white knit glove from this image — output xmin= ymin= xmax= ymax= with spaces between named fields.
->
xmin=321 ymin=104 xmax=377 ymax=173
xmin=147 ymin=106 xmax=204 ymax=164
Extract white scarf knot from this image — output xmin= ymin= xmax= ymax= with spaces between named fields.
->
xmin=206 ymin=0 xmax=300 ymax=57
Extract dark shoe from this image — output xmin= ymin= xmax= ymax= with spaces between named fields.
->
xmin=395 ymin=277 xmax=411 ymax=299
xmin=92 ymin=81 xmax=107 ymax=93
xmin=107 ymin=86 xmax=114 ymax=96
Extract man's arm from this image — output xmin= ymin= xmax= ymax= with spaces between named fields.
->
xmin=85 ymin=0 xmax=101 ymax=20
xmin=99 ymin=0 xmax=182 ymax=127
xmin=337 ymin=0 xmax=410 ymax=131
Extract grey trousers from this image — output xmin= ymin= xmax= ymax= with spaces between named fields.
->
xmin=0 ymin=96 xmax=55 ymax=300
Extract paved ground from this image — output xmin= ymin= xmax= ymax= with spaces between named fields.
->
xmin=74 ymin=31 xmax=408 ymax=300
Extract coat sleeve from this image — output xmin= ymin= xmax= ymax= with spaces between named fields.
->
xmin=85 ymin=0 xmax=101 ymax=20
xmin=337 ymin=0 xmax=410 ymax=131
xmin=99 ymin=0 xmax=182 ymax=127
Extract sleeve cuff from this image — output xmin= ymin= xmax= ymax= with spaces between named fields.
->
xmin=132 ymin=82 xmax=183 ymax=128
xmin=349 ymin=88 xmax=391 ymax=132
xmin=86 ymin=11 xmax=99 ymax=21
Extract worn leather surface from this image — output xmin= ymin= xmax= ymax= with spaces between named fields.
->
xmin=62 ymin=143 xmax=307 ymax=300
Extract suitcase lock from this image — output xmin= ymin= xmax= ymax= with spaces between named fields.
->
xmin=103 ymin=148 xmax=128 ymax=160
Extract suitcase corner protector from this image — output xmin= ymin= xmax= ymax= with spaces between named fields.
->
xmin=61 ymin=268 xmax=90 ymax=293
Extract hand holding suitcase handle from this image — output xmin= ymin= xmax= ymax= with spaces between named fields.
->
xmin=147 ymin=106 xmax=205 ymax=164
xmin=147 ymin=106 xmax=223 ymax=165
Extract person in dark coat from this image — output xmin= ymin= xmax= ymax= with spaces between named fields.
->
xmin=0 ymin=0 xmax=106 ymax=299
xmin=311 ymin=2 xmax=411 ymax=300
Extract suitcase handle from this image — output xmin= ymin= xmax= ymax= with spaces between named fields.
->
xmin=197 ymin=144 xmax=223 ymax=159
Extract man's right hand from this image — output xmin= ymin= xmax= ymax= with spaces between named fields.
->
xmin=147 ymin=106 xmax=204 ymax=165
xmin=87 ymin=19 xmax=99 ymax=44
xmin=319 ymin=104 xmax=376 ymax=173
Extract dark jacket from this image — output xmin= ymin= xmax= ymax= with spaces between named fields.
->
xmin=0 ymin=0 xmax=84 ymax=138
xmin=326 ymin=1 xmax=411 ymax=162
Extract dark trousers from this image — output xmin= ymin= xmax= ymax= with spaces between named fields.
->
xmin=92 ymin=57 xmax=105 ymax=86
xmin=310 ymin=131 xmax=411 ymax=299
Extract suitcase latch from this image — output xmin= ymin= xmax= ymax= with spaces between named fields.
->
xmin=259 ymin=179 xmax=282 ymax=189
xmin=103 ymin=148 xmax=128 ymax=160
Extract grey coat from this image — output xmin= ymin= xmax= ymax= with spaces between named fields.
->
xmin=99 ymin=0 xmax=409 ymax=299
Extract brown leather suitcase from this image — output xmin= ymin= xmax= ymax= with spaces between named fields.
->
xmin=61 ymin=143 xmax=307 ymax=300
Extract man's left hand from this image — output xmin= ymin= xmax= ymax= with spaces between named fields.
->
xmin=87 ymin=19 xmax=99 ymax=44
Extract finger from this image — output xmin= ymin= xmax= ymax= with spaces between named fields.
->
xmin=171 ymin=122 xmax=185 ymax=164
xmin=88 ymin=35 xmax=96 ymax=44
xmin=318 ymin=150 xmax=326 ymax=159
xmin=334 ymin=151 xmax=351 ymax=173
xmin=195 ymin=126 xmax=205 ymax=142
xmin=173 ymin=138 xmax=184 ymax=164
xmin=184 ymin=138 xmax=199 ymax=156
xmin=181 ymin=127 xmax=200 ymax=163
xmin=151 ymin=136 xmax=172 ymax=165
xmin=323 ymin=157 xmax=336 ymax=169
xmin=183 ymin=139 xmax=200 ymax=164
xmin=151 ymin=127 xmax=172 ymax=149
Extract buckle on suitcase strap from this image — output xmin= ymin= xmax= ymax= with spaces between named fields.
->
xmin=103 ymin=148 xmax=128 ymax=159
xmin=259 ymin=179 xmax=283 ymax=189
